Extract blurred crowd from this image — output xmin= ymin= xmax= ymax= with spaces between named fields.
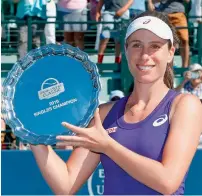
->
xmin=1 ymin=0 xmax=202 ymax=150
xmin=1 ymin=0 xmax=202 ymax=64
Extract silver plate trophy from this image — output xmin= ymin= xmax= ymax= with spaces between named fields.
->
xmin=1 ymin=44 xmax=101 ymax=145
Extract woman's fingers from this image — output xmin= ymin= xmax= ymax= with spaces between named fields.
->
xmin=94 ymin=108 xmax=102 ymax=127
xmin=62 ymin=122 xmax=86 ymax=135
xmin=56 ymin=141 xmax=81 ymax=147
xmin=56 ymin=135 xmax=82 ymax=141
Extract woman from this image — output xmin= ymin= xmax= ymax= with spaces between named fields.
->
xmin=31 ymin=11 xmax=202 ymax=195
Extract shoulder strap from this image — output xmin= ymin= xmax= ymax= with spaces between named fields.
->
xmin=102 ymin=97 xmax=127 ymax=128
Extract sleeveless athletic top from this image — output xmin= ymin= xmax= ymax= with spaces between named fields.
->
xmin=100 ymin=89 xmax=187 ymax=195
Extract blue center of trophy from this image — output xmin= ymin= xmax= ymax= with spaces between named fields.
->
xmin=13 ymin=55 xmax=92 ymax=136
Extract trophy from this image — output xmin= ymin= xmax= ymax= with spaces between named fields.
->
xmin=1 ymin=44 xmax=101 ymax=145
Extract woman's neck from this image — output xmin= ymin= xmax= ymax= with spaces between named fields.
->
xmin=129 ymin=79 xmax=169 ymax=107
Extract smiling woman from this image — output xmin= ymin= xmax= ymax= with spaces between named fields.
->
xmin=125 ymin=12 xmax=179 ymax=89
xmin=30 ymin=11 xmax=202 ymax=195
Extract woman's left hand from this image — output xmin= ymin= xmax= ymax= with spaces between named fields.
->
xmin=56 ymin=109 xmax=110 ymax=153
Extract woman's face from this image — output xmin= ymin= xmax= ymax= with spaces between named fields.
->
xmin=126 ymin=29 xmax=175 ymax=85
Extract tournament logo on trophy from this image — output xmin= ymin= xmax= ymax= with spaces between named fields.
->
xmin=38 ymin=78 xmax=65 ymax=100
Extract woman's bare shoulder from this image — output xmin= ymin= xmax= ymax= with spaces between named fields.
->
xmin=170 ymin=93 xmax=202 ymax=120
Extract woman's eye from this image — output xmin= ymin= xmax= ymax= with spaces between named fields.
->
xmin=151 ymin=44 xmax=161 ymax=49
xmin=132 ymin=43 xmax=141 ymax=48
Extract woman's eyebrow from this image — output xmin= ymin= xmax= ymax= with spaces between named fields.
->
xmin=149 ymin=41 xmax=165 ymax=44
xmin=130 ymin=40 xmax=141 ymax=42
xmin=128 ymin=40 xmax=141 ymax=44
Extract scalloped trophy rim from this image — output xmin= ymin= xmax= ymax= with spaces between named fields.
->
xmin=1 ymin=43 xmax=101 ymax=145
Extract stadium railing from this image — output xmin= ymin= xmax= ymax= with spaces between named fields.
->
xmin=1 ymin=17 xmax=202 ymax=93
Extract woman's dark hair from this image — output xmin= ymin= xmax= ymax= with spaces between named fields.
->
xmin=128 ymin=11 xmax=180 ymax=89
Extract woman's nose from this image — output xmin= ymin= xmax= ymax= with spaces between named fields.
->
xmin=142 ymin=53 xmax=150 ymax=60
xmin=140 ymin=53 xmax=150 ymax=63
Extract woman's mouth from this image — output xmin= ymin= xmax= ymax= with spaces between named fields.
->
xmin=136 ymin=65 xmax=155 ymax=71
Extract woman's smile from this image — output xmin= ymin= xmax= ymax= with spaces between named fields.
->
xmin=136 ymin=64 xmax=155 ymax=72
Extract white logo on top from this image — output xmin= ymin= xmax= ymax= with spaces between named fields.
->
xmin=38 ymin=78 xmax=65 ymax=100
xmin=153 ymin=114 xmax=168 ymax=127
xmin=143 ymin=19 xmax=151 ymax=24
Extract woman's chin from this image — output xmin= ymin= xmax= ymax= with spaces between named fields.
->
xmin=135 ymin=76 xmax=159 ymax=85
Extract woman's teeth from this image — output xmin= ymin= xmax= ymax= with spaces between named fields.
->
xmin=137 ymin=65 xmax=154 ymax=70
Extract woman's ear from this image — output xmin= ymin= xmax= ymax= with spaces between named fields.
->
xmin=168 ymin=46 xmax=175 ymax=63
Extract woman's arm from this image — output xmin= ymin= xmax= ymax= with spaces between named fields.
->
xmin=31 ymin=145 xmax=100 ymax=195
xmin=31 ymin=102 xmax=114 ymax=195
xmin=104 ymin=94 xmax=202 ymax=194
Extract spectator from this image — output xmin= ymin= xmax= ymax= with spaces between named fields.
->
xmin=189 ymin=0 xmax=202 ymax=22
xmin=1 ymin=87 xmax=7 ymax=149
xmin=189 ymin=0 xmax=202 ymax=48
xmin=1 ymin=132 xmax=7 ymax=150
xmin=19 ymin=141 xmax=30 ymax=150
xmin=109 ymin=90 xmax=124 ymax=101
xmin=147 ymin=0 xmax=160 ymax=11
xmin=148 ymin=0 xmax=190 ymax=68
xmin=1 ymin=117 xmax=6 ymax=131
xmin=15 ymin=0 xmax=47 ymax=59
xmin=89 ymin=0 xmax=99 ymax=21
xmin=45 ymin=0 xmax=56 ymax=44
xmin=129 ymin=0 xmax=146 ymax=19
xmin=175 ymin=63 xmax=202 ymax=100
xmin=9 ymin=132 xmax=17 ymax=149
xmin=189 ymin=0 xmax=202 ymax=23
xmin=96 ymin=0 xmax=133 ymax=64
xmin=2 ymin=132 xmax=17 ymax=149
xmin=1 ymin=3 xmax=6 ymax=40
xmin=92 ymin=0 xmax=104 ymax=51
xmin=57 ymin=0 xmax=88 ymax=50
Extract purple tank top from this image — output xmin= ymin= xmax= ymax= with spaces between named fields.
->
xmin=100 ymin=89 xmax=186 ymax=195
